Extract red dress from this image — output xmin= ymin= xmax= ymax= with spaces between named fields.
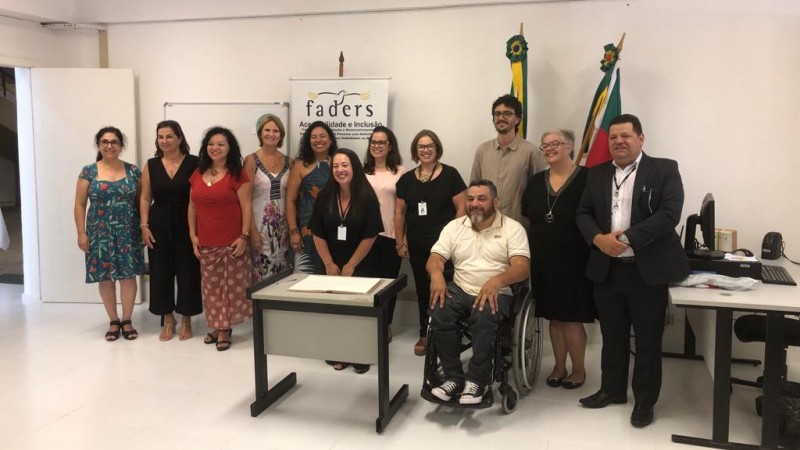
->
xmin=190 ymin=170 xmax=252 ymax=329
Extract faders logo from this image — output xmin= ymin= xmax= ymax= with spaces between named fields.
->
xmin=305 ymin=90 xmax=375 ymax=118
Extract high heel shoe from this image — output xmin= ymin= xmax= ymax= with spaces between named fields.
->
xmin=105 ymin=320 xmax=121 ymax=341
xmin=159 ymin=318 xmax=176 ymax=341
xmin=120 ymin=320 xmax=138 ymax=341
xmin=204 ymin=328 xmax=233 ymax=344
xmin=178 ymin=318 xmax=193 ymax=341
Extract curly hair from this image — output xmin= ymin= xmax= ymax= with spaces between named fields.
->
xmin=197 ymin=126 xmax=244 ymax=180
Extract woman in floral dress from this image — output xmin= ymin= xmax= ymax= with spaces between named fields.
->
xmin=244 ymin=114 xmax=291 ymax=282
xmin=74 ymin=126 xmax=146 ymax=341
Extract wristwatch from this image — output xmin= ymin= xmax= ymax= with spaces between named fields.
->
xmin=618 ymin=233 xmax=630 ymax=245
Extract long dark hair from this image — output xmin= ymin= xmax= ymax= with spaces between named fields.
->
xmin=314 ymin=148 xmax=376 ymax=224
xmin=363 ymin=126 xmax=402 ymax=175
xmin=197 ymin=126 xmax=244 ymax=180
xmin=297 ymin=121 xmax=337 ymax=166
xmin=94 ymin=126 xmax=125 ymax=161
xmin=154 ymin=120 xmax=190 ymax=157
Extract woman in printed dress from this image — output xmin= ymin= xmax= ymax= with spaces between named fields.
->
xmin=244 ymin=114 xmax=291 ymax=282
xmin=188 ymin=127 xmax=253 ymax=351
xmin=285 ymin=121 xmax=337 ymax=274
xmin=74 ymin=126 xmax=146 ymax=341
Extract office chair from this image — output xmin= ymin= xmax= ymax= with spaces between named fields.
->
xmin=732 ymin=314 xmax=800 ymax=388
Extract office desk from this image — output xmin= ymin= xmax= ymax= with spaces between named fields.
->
xmin=247 ymin=270 xmax=409 ymax=434
xmin=670 ymin=259 xmax=800 ymax=449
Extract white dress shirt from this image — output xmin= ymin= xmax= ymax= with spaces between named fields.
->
xmin=610 ymin=152 xmax=643 ymax=258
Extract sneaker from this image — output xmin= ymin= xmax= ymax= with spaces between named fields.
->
xmin=431 ymin=380 xmax=463 ymax=401
xmin=459 ymin=381 xmax=486 ymax=405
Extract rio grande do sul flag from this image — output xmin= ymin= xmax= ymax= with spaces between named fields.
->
xmin=578 ymin=35 xmax=625 ymax=167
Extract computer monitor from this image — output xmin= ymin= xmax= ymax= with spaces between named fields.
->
xmin=684 ymin=193 xmax=724 ymax=259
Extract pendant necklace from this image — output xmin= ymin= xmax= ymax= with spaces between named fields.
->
xmin=544 ymin=166 xmax=576 ymax=223
xmin=207 ymin=167 xmax=223 ymax=187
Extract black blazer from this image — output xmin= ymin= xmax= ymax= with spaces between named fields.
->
xmin=576 ymin=153 xmax=690 ymax=286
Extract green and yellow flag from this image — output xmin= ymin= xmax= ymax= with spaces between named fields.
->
xmin=506 ymin=28 xmax=528 ymax=138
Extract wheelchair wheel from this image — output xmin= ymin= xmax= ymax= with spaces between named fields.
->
xmin=511 ymin=293 xmax=542 ymax=395
xmin=501 ymin=389 xmax=518 ymax=414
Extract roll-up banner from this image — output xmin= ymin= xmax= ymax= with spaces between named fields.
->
xmin=290 ymin=77 xmax=390 ymax=153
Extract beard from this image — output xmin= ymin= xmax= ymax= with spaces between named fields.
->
xmin=469 ymin=206 xmax=496 ymax=225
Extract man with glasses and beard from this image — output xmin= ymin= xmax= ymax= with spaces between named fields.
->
xmin=470 ymin=94 xmax=546 ymax=226
xmin=425 ymin=179 xmax=530 ymax=405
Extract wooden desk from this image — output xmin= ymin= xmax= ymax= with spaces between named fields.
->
xmin=670 ymin=259 xmax=800 ymax=449
xmin=247 ymin=270 xmax=409 ymax=434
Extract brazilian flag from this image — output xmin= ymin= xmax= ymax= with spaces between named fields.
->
xmin=506 ymin=33 xmax=528 ymax=139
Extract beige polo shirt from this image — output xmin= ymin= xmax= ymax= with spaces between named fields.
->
xmin=430 ymin=212 xmax=530 ymax=296
xmin=470 ymin=135 xmax=547 ymax=224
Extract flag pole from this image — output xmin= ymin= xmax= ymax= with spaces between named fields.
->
xmin=575 ymin=32 xmax=626 ymax=163
xmin=338 ymin=51 xmax=344 ymax=77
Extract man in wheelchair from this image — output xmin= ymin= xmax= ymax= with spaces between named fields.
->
xmin=425 ymin=179 xmax=530 ymax=405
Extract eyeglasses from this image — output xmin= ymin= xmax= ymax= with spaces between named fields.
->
xmin=492 ymin=111 xmax=516 ymax=119
xmin=100 ymin=140 xmax=121 ymax=147
xmin=370 ymin=140 xmax=388 ymax=147
xmin=416 ymin=144 xmax=436 ymax=152
xmin=539 ymin=141 xmax=565 ymax=151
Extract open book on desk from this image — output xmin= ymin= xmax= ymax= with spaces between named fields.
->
xmin=288 ymin=275 xmax=381 ymax=295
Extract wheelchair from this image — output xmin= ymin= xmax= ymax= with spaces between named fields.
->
xmin=420 ymin=281 xmax=542 ymax=413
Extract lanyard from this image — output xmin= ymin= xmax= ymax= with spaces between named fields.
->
xmin=337 ymin=193 xmax=351 ymax=225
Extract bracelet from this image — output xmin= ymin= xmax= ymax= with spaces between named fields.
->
xmin=289 ymin=228 xmax=300 ymax=235
xmin=140 ymin=223 xmax=149 ymax=228
xmin=239 ymin=234 xmax=250 ymax=240
xmin=395 ymin=242 xmax=407 ymax=250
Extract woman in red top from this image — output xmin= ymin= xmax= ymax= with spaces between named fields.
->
xmin=188 ymin=127 xmax=253 ymax=351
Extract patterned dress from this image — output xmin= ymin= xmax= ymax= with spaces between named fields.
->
xmin=79 ymin=162 xmax=146 ymax=283
xmin=251 ymin=154 xmax=291 ymax=282
xmin=295 ymin=160 xmax=330 ymax=274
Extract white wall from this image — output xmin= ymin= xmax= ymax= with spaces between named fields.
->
xmin=106 ymin=0 xmax=800 ymax=254
xmin=0 ymin=15 xmax=99 ymax=67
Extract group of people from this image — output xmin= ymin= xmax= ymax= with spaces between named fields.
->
xmin=73 ymin=93 xmax=689 ymax=428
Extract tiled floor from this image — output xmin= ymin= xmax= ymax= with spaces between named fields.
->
xmin=0 ymin=284 xmax=776 ymax=449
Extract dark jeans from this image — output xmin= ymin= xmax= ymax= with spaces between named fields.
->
xmin=428 ymin=282 xmax=511 ymax=386
xmin=594 ymin=260 xmax=668 ymax=407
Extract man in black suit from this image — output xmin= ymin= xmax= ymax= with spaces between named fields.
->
xmin=575 ymin=114 xmax=690 ymax=428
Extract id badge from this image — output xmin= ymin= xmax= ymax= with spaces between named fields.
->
xmin=337 ymin=225 xmax=347 ymax=241
xmin=418 ymin=202 xmax=428 ymax=216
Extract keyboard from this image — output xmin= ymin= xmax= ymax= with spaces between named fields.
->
xmin=761 ymin=264 xmax=797 ymax=286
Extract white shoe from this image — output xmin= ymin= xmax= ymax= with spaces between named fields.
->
xmin=459 ymin=381 xmax=486 ymax=405
xmin=431 ymin=380 xmax=462 ymax=402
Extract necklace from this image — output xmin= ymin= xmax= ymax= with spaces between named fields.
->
xmin=207 ymin=167 xmax=225 ymax=187
xmin=418 ymin=163 xmax=438 ymax=183
xmin=544 ymin=166 xmax=576 ymax=223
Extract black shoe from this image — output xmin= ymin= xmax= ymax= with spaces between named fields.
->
xmin=579 ymin=390 xmax=627 ymax=408
xmin=630 ymin=403 xmax=654 ymax=428
xmin=562 ymin=373 xmax=586 ymax=390
xmin=546 ymin=372 xmax=566 ymax=388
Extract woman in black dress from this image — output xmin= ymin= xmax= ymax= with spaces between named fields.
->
xmin=522 ymin=129 xmax=595 ymax=389
xmin=140 ymin=120 xmax=202 ymax=341
xmin=311 ymin=148 xmax=383 ymax=373
xmin=394 ymin=130 xmax=466 ymax=356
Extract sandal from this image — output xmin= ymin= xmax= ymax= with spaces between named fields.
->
xmin=159 ymin=318 xmax=176 ymax=341
xmin=414 ymin=337 xmax=426 ymax=356
xmin=120 ymin=320 xmax=138 ymax=341
xmin=204 ymin=328 xmax=233 ymax=344
xmin=353 ymin=364 xmax=370 ymax=374
xmin=178 ymin=318 xmax=193 ymax=341
xmin=326 ymin=360 xmax=349 ymax=371
xmin=105 ymin=320 xmax=121 ymax=341
xmin=214 ymin=329 xmax=232 ymax=351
